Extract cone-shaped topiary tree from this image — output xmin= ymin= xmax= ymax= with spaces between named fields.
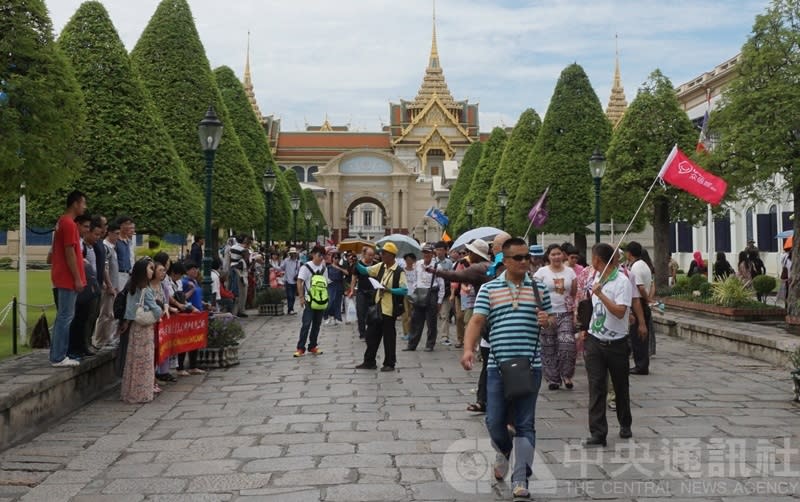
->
xmin=604 ymin=69 xmax=697 ymax=290
xmin=303 ymin=188 xmax=326 ymax=245
xmin=445 ymin=141 xmax=483 ymax=237
xmin=55 ymin=1 xmax=201 ymax=234
xmin=130 ymin=0 xmax=264 ymax=231
xmin=283 ymin=169 xmax=307 ymax=244
xmin=486 ymin=108 xmax=542 ymax=237
xmin=0 ymin=0 xmax=86 ymax=228
xmin=462 ymin=128 xmax=506 ymax=230
xmin=214 ymin=65 xmax=292 ymax=241
xmin=510 ymin=64 xmax=611 ymax=253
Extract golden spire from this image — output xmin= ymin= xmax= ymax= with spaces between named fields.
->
xmin=412 ymin=0 xmax=455 ymax=108
xmin=243 ymin=31 xmax=263 ymax=121
xmin=605 ymin=34 xmax=628 ymax=128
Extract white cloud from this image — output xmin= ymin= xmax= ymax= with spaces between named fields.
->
xmin=45 ymin=0 xmax=767 ymax=131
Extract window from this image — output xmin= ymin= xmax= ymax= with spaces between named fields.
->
xmin=163 ymin=233 xmax=185 ymax=246
xmin=782 ymin=211 xmax=793 ymax=231
xmin=714 ymin=211 xmax=731 ymax=253
xmin=291 ymin=166 xmax=305 ymax=182
xmin=363 ymin=211 xmax=373 ymax=228
xmin=0 ymin=230 xmax=6 ymax=246
xmin=26 ymin=227 xmax=53 ymax=246
xmin=756 ymin=205 xmax=778 ymax=252
xmin=669 ymin=223 xmax=677 ymax=253
xmin=307 ymin=166 xmax=318 ymax=182
xmin=677 ymin=221 xmax=693 ymax=253
xmin=745 ymin=207 xmax=754 ymax=243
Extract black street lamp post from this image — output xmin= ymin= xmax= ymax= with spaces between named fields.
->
xmin=262 ymin=166 xmax=277 ymax=288
xmin=466 ymin=202 xmax=474 ymax=229
xmin=313 ymin=218 xmax=320 ymax=245
xmin=589 ymin=149 xmax=607 ymax=244
xmin=290 ymin=194 xmax=300 ymax=245
xmin=304 ymin=209 xmax=312 ymax=249
xmin=423 ymin=221 xmax=428 ymax=242
xmin=198 ymin=105 xmax=223 ymax=304
xmin=498 ymin=187 xmax=508 ymax=230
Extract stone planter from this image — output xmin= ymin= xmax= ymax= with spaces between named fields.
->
xmin=662 ymin=297 xmax=785 ymax=321
xmin=258 ymin=302 xmax=285 ymax=316
xmin=198 ymin=344 xmax=240 ymax=369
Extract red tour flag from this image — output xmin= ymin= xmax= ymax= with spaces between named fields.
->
xmin=657 ymin=145 xmax=727 ymax=205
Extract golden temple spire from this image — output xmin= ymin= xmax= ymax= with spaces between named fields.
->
xmin=605 ymin=34 xmax=628 ymax=128
xmin=412 ymin=0 xmax=455 ymax=108
xmin=243 ymin=31 xmax=264 ymax=121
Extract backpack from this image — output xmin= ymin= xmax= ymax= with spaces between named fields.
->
xmin=304 ymin=263 xmax=329 ymax=311
xmin=113 ymin=289 xmax=129 ymax=321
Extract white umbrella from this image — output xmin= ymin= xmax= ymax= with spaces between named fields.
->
xmin=451 ymin=226 xmax=503 ymax=251
xmin=376 ymin=234 xmax=423 ymax=259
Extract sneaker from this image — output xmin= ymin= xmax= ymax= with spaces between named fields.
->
xmin=293 ymin=349 xmax=305 ymax=357
xmin=309 ymin=347 xmax=323 ymax=355
xmin=324 ymin=318 xmax=332 ymax=326
xmin=441 ymin=338 xmax=452 ymax=346
xmin=512 ymin=482 xmax=530 ymax=500
xmin=493 ymin=452 xmax=509 ymax=481
xmin=51 ymin=357 xmax=80 ymax=368
xmin=402 ymin=334 xmax=410 ymax=341
xmin=608 ymin=399 xmax=617 ymax=411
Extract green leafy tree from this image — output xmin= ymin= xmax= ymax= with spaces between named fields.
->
xmin=130 ymin=0 xmax=264 ymax=231
xmin=54 ymin=1 xmax=201 ymax=234
xmin=486 ymin=108 xmax=542 ymax=237
xmin=710 ymin=0 xmax=800 ymax=314
xmin=457 ymin=128 xmax=506 ymax=231
xmin=0 ymin=0 xmax=85 ymax=227
xmin=510 ymin=64 xmax=611 ymax=253
xmin=445 ymin=141 xmax=483 ymax=236
xmin=213 ymin=65 xmax=291 ymax=241
xmin=604 ymin=69 xmax=697 ymax=290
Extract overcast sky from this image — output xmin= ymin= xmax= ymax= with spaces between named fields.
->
xmin=46 ymin=0 xmax=767 ymax=132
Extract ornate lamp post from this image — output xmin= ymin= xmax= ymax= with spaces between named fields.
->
xmin=313 ymin=218 xmax=320 ymax=245
xmin=589 ymin=149 xmax=607 ymax=244
xmin=290 ymin=194 xmax=300 ymax=244
xmin=304 ymin=209 xmax=312 ymax=249
xmin=423 ymin=220 xmax=428 ymax=243
xmin=262 ymin=166 xmax=277 ymax=288
xmin=466 ymin=201 xmax=474 ymax=229
xmin=498 ymin=187 xmax=508 ymax=230
xmin=198 ymin=105 xmax=223 ymax=303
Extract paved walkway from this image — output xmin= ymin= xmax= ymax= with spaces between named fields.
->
xmin=1 ymin=311 xmax=799 ymax=501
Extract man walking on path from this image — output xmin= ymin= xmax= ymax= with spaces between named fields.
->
xmin=460 ymin=237 xmax=552 ymax=501
xmin=355 ymin=243 xmax=407 ymax=371
xmin=354 ymin=246 xmax=376 ymax=339
xmin=625 ymin=241 xmax=652 ymax=375
xmin=403 ymin=244 xmax=444 ymax=352
xmin=294 ymin=245 xmax=328 ymax=357
xmin=50 ymin=190 xmax=87 ymax=367
xmin=433 ymin=241 xmax=454 ymax=346
xmin=281 ymin=247 xmax=301 ymax=315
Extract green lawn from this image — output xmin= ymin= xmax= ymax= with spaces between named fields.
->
xmin=0 ymin=270 xmax=56 ymax=359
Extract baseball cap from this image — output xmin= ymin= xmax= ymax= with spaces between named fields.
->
xmin=382 ymin=242 xmax=399 ymax=256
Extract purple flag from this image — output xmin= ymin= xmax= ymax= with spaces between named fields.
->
xmin=527 ymin=188 xmax=549 ymax=228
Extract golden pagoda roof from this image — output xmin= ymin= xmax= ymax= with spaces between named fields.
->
xmin=605 ymin=35 xmax=628 ymax=128
xmin=243 ymin=32 xmax=264 ymax=121
xmin=410 ymin=2 xmax=456 ymax=109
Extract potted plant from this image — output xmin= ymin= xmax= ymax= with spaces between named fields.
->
xmin=256 ymin=287 xmax=287 ymax=316
xmin=198 ymin=316 xmax=245 ymax=368
xmin=751 ymin=275 xmax=777 ymax=303
xmin=790 ymin=345 xmax=800 ymax=403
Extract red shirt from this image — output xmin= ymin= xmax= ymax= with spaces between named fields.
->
xmin=51 ymin=215 xmax=86 ymax=290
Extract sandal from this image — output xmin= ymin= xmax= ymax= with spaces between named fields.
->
xmin=153 ymin=384 xmax=162 ymax=394
xmin=176 ymin=370 xmax=190 ymax=376
xmin=187 ymin=368 xmax=206 ymax=375
xmin=466 ymin=402 xmax=486 ymax=413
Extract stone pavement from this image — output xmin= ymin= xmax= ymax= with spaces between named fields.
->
xmin=1 ymin=311 xmax=799 ymax=501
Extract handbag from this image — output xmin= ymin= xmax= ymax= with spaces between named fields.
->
xmin=367 ymin=303 xmax=382 ymax=324
xmin=411 ymin=287 xmax=430 ymax=307
xmin=134 ymin=290 xmax=158 ymax=326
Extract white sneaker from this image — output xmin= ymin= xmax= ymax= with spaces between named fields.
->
xmin=441 ymin=338 xmax=452 ymax=346
xmin=51 ymin=357 xmax=80 ymax=368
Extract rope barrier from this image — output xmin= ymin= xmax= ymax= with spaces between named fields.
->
xmin=0 ymin=301 xmax=13 ymax=327
xmin=16 ymin=302 xmax=56 ymax=309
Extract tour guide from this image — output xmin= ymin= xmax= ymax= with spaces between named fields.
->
xmin=460 ymin=237 xmax=552 ymax=501
xmin=354 ymin=242 xmax=408 ymax=372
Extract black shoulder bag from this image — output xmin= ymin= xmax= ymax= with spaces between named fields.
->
xmin=492 ymin=279 xmax=543 ymax=401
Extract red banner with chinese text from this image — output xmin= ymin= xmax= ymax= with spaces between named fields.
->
xmin=657 ymin=145 xmax=727 ymax=205
xmin=155 ymin=311 xmax=208 ymax=365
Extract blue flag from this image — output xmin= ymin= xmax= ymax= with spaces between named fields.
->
xmin=425 ymin=207 xmax=449 ymax=227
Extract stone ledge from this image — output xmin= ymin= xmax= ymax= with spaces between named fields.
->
xmin=0 ymin=349 xmax=119 ymax=451
xmin=653 ymin=312 xmax=800 ymax=369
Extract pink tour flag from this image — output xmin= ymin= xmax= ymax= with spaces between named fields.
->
xmin=657 ymin=145 xmax=727 ymax=205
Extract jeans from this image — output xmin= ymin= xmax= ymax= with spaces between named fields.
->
xmin=485 ymin=366 xmax=542 ymax=484
xmin=326 ymin=283 xmax=344 ymax=321
xmin=51 ymin=288 xmax=78 ymax=363
xmin=285 ymin=283 xmax=297 ymax=313
xmin=297 ymin=305 xmax=323 ymax=350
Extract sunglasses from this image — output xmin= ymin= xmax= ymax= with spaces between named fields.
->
xmin=508 ymin=254 xmax=531 ymax=262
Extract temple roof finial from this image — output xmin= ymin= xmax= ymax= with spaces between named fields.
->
xmin=243 ymin=31 xmax=263 ymax=121
xmin=606 ymin=33 xmax=628 ymax=128
xmin=411 ymin=0 xmax=455 ymax=108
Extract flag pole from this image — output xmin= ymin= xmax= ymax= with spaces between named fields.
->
xmin=523 ymin=186 xmax=549 ymax=242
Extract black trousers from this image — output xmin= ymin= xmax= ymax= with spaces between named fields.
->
xmin=407 ymin=303 xmax=437 ymax=349
xmin=476 ymin=346 xmax=490 ymax=405
xmin=629 ymin=300 xmax=651 ymax=372
xmin=363 ymin=314 xmax=397 ymax=368
xmin=68 ymin=295 xmax=98 ymax=357
xmin=584 ymin=335 xmax=632 ymax=439
xmin=355 ymin=291 xmax=374 ymax=339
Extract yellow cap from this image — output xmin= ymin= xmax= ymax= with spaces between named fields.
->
xmin=382 ymin=242 xmax=399 ymax=255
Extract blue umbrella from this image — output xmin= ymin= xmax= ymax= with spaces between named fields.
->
xmin=451 ymin=226 xmax=503 ymax=251
xmin=775 ymin=229 xmax=794 ymax=239
xmin=376 ymin=234 xmax=423 ymax=259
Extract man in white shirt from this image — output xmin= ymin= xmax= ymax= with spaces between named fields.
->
xmin=294 ymin=246 xmax=329 ymax=357
xmin=93 ymin=222 xmax=120 ymax=348
xmin=403 ymin=244 xmax=445 ymax=352
xmin=625 ymin=241 xmax=652 ymax=375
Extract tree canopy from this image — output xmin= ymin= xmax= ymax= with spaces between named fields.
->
xmin=54 ymin=1 xmax=201 ymax=234
xmin=130 ymin=0 xmax=264 ymax=231
xmin=604 ymin=69 xmax=697 ymax=289
xmin=445 ymin=141 xmax=483 ymax=236
xmin=486 ymin=108 xmax=542 ymax=237
xmin=0 ymin=0 xmax=85 ymax=226
xmin=456 ymin=128 xmax=506 ymax=232
xmin=510 ymin=64 xmax=611 ymax=251
xmin=213 ymin=65 xmax=292 ymax=241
